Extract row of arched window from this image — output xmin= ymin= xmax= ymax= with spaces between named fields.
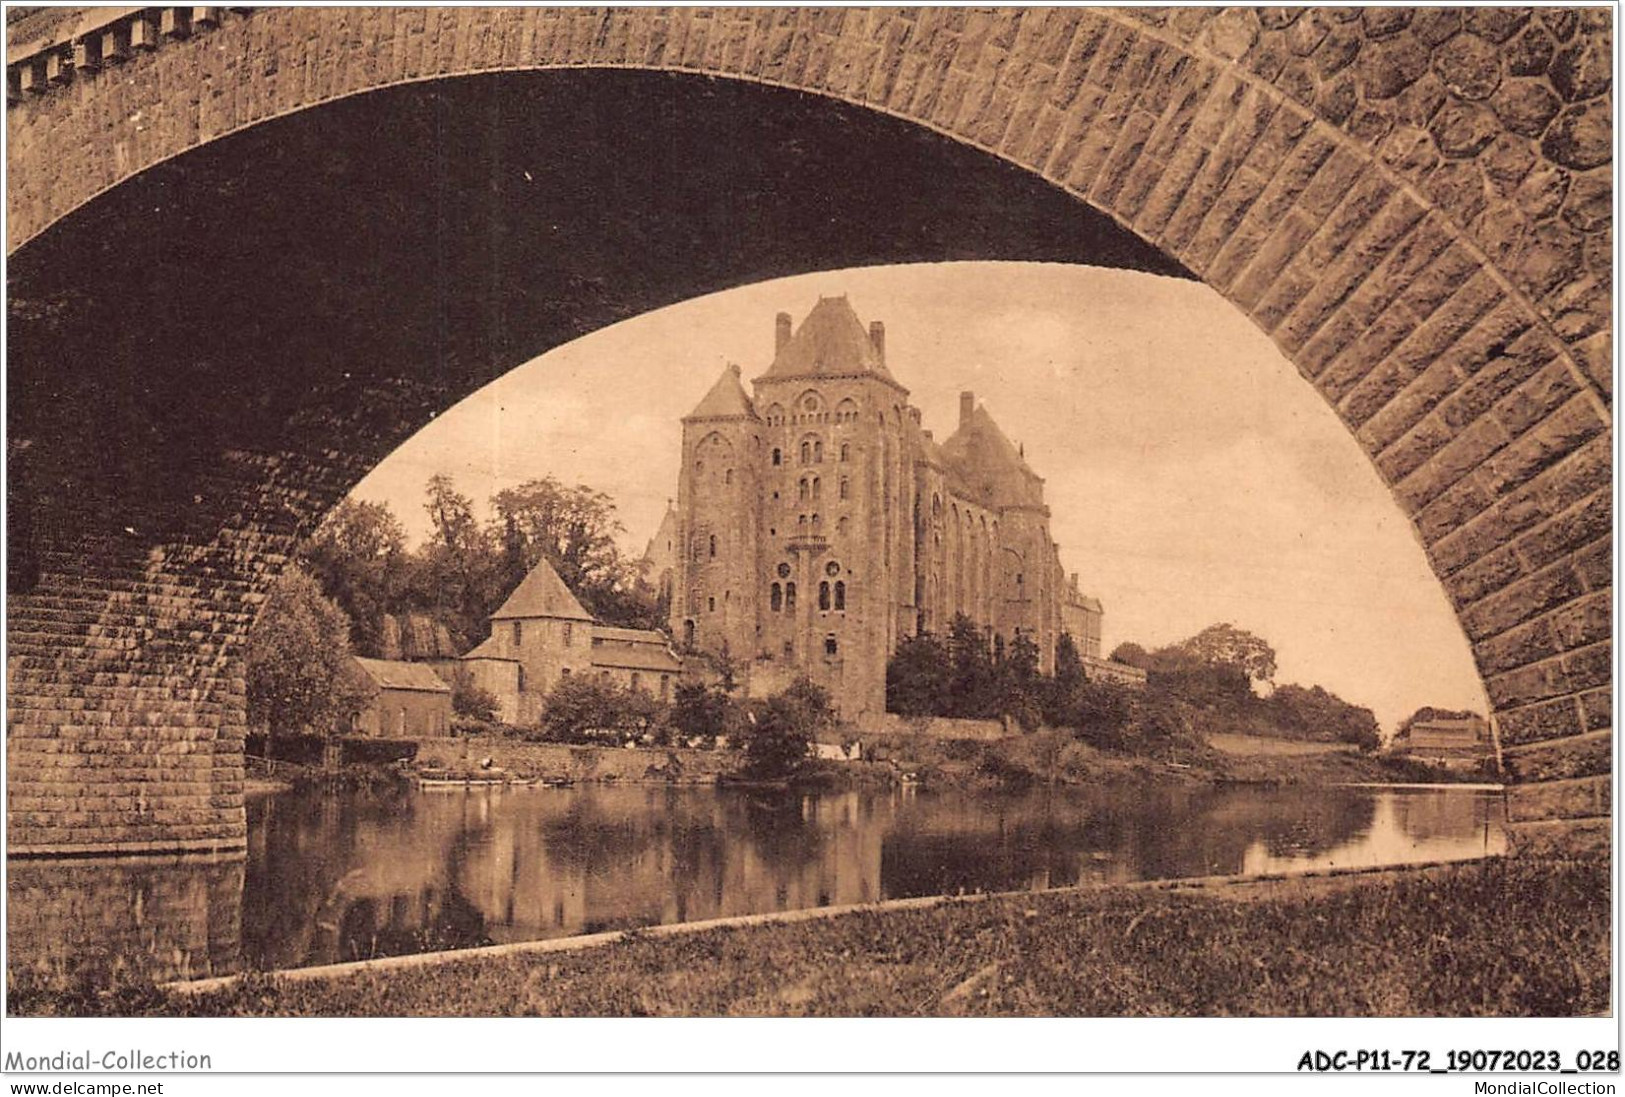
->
xmin=762 ymin=395 xmax=860 ymax=427
xmin=770 ymin=440 xmax=853 ymax=466
xmin=769 ymin=580 xmax=846 ymax=611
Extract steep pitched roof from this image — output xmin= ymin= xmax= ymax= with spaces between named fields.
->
xmin=489 ymin=555 xmax=594 ymax=622
xmin=757 ymin=296 xmax=900 ymax=387
xmin=685 ymin=364 xmax=758 ymax=421
xmin=353 ymin=657 xmax=452 ymax=693
xmin=939 ymin=403 xmax=1044 ymax=508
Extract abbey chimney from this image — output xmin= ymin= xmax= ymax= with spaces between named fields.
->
xmin=869 ymin=320 xmax=885 ymax=361
xmin=775 ymin=312 xmax=792 ymax=352
xmin=960 ymin=390 xmax=975 ymax=427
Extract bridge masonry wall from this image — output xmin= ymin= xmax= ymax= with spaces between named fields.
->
xmin=4 ymin=7 xmax=1612 ymax=855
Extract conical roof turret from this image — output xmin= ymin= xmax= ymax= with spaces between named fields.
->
xmin=684 ymin=363 xmax=758 ymax=421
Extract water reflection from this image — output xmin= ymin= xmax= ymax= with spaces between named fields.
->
xmin=7 ymin=784 xmax=1506 ymax=979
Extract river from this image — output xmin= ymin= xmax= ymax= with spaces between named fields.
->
xmin=7 ymin=782 xmax=1505 ymax=983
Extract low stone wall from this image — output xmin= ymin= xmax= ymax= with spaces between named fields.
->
xmin=851 ymin=713 xmax=1012 ymax=743
xmin=414 ymin=736 xmax=735 ymax=784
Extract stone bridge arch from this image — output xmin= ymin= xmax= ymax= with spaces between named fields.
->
xmin=6 ymin=8 xmax=1611 ymax=857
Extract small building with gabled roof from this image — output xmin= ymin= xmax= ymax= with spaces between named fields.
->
xmin=350 ymin=656 xmax=453 ymax=738
xmin=462 ymin=554 xmax=683 ymax=726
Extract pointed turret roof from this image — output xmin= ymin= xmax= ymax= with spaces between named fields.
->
xmin=756 ymin=296 xmax=903 ymax=389
xmin=684 ymin=363 xmax=758 ymax=421
xmin=490 ymin=555 xmax=594 ymax=621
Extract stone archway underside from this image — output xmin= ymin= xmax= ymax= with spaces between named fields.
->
xmin=6 ymin=8 xmax=1611 ymax=856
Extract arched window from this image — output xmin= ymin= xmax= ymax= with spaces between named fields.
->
xmin=812 ymin=513 xmax=821 ymax=528
xmin=513 ymin=621 xmax=523 ymax=647
xmin=708 ymin=534 xmax=717 ymax=557
xmin=812 ymin=477 xmax=822 ymax=500
xmin=837 ymin=517 xmax=849 ymax=535
xmin=932 ymin=493 xmax=941 ymax=518
xmin=839 ymin=478 xmax=849 ymax=500
xmin=834 ymin=581 xmax=846 ymax=610
xmin=785 ymin=582 xmax=797 ymax=609
xmin=819 ymin=581 xmax=831 ymax=610
xmin=683 ymin=620 xmax=695 ymax=647
xmin=772 ymin=448 xmax=782 ymax=466
xmin=771 ymin=583 xmax=783 ymax=612
xmin=725 ymin=468 xmax=734 ymax=485
xmin=840 ymin=443 xmax=850 ymax=462
xmin=814 ymin=440 xmax=824 ymax=463
xmin=798 ymin=478 xmax=809 ymax=502
xmin=825 ymin=634 xmax=838 ymax=657
xmin=798 ymin=514 xmax=807 ymax=525
xmin=517 ymin=664 xmax=526 ymax=692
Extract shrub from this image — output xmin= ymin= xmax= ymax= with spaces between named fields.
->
xmin=737 ymin=679 xmax=829 ymax=780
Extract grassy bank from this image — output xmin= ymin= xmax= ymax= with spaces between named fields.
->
xmin=867 ymin=729 xmax=1477 ymax=792
xmin=11 ymin=856 xmax=1606 ymax=1017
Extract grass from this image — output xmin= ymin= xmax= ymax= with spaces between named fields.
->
xmin=9 ymin=855 xmax=1608 ymax=1017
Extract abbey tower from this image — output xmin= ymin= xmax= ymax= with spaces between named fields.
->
xmin=671 ymin=296 xmax=1105 ymax=718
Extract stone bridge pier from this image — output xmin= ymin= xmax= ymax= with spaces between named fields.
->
xmin=5 ymin=7 xmax=1612 ymax=859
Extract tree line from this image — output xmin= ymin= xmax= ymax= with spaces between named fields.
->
xmin=245 ymin=473 xmax=665 ymax=737
xmin=886 ymin=618 xmax=1381 ymax=752
xmin=301 ymin=473 xmax=666 ymax=657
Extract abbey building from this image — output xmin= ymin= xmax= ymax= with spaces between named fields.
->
xmin=669 ymin=295 xmax=1111 ymax=718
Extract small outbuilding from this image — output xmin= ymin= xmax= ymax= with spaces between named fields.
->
xmin=350 ymin=657 xmax=453 ymax=739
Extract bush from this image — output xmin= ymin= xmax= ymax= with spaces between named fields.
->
xmin=245 ymin=733 xmax=326 ymax=765
xmin=534 ymin=676 xmax=667 ymax=744
xmin=735 ymin=678 xmax=829 ymax=780
xmin=1052 ymin=681 xmax=1134 ymax=748
xmin=670 ymin=682 xmax=734 ymax=748
xmin=343 ymin=738 xmax=419 ymax=765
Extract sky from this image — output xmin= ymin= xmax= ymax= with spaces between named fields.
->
xmin=349 ymin=261 xmax=1488 ymax=734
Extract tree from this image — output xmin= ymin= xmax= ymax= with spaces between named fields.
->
xmin=299 ymin=498 xmax=409 ymax=657
xmin=536 ymin=676 xmax=629 ymax=742
xmin=946 ymin=613 xmax=996 ymax=718
xmin=1267 ymin=683 xmax=1379 ymax=749
xmin=886 ymin=631 xmax=952 ymax=716
xmin=778 ymin=676 xmax=835 ymax=735
xmin=1173 ymin=623 xmax=1277 ymax=683
xmin=245 ymin=566 xmax=376 ymax=737
xmin=739 ymin=693 xmax=814 ymax=780
xmin=999 ymin=630 xmax=1044 ymax=731
xmin=1059 ymin=682 xmax=1134 ymax=748
xmin=1044 ymin=632 xmax=1088 ymax=727
xmin=490 ymin=476 xmax=654 ymax=627
xmin=1109 ymin=641 xmax=1150 ymax=669
xmin=417 ymin=474 xmax=502 ymax=647
xmin=671 ymin=681 xmax=733 ymax=747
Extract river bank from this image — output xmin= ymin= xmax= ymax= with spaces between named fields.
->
xmin=12 ymin=854 xmax=1601 ymax=1017
xmin=395 ymin=728 xmax=1477 ymax=794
